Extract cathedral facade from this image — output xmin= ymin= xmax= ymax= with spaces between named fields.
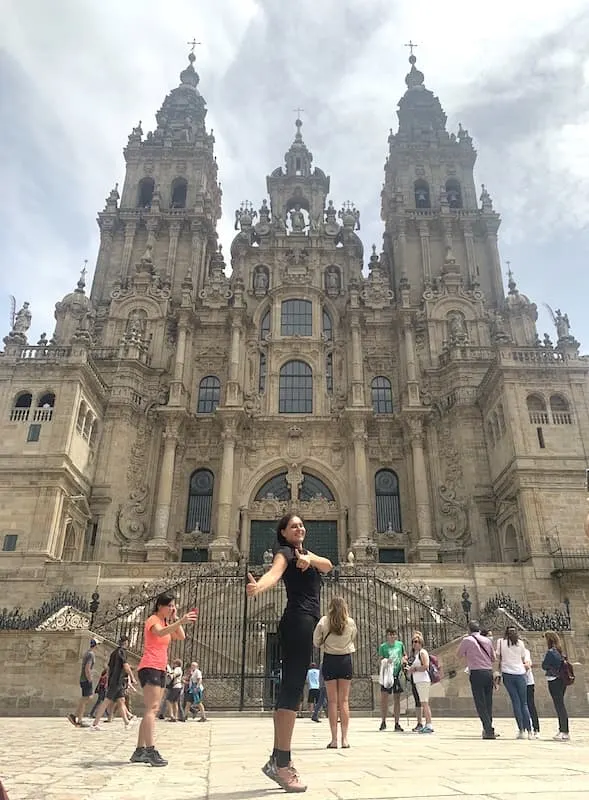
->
xmin=1 ymin=51 xmax=588 ymax=576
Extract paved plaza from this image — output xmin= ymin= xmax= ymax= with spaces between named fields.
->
xmin=1 ymin=715 xmax=588 ymax=799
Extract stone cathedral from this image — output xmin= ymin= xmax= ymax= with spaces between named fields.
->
xmin=1 ymin=50 xmax=588 ymax=591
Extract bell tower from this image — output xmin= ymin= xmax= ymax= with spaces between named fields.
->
xmin=381 ymin=51 xmax=504 ymax=308
xmin=90 ymin=49 xmax=222 ymax=313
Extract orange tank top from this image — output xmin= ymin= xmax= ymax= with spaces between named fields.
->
xmin=138 ymin=614 xmax=171 ymax=671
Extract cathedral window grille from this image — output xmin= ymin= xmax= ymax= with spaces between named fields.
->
xmin=300 ymin=473 xmax=334 ymax=502
xmin=197 ymin=376 xmax=221 ymax=414
xmin=170 ymin=177 xmax=188 ymax=208
xmin=550 ymin=394 xmax=572 ymax=425
xmin=2 ymin=534 xmax=17 ymax=552
xmin=281 ymin=299 xmax=312 ymax=336
xmin=186 ymin=469 xmax=214 ymax=533
xmin=10 ymin=391 xmax=32 ymax=422
xmin=35 ymin=392 xmax=55 ymax=422
xmin=322 ymin=308 xmax=333 ymax=341
xmin=526 ymin=394 xmax=548 ymax=425
xmin=326 ymin=352 xmax=333 ymax=394
xmin=259 ymin=352 xmax=267 ymax=393
xmin=375 ymin=469 xmax=402 ymax=533
xmin=255 ymin=471 xmax=289 ymax=501
xmin=27 ymin=424 xmax=41 ymax=442
xmin=445 ymin=179 xmax=463 ymax=209
xmin=137 ymin=177 xmax=155 ymax=209
xmin=279 ymin=360 xmax=313 ymax=414
xmin=414 ymin=179 xmax=431 ymax=209
xmin=371 ymin=377 xmax=393 ymax=414
xmin=260 ymin=310 xmax=270 ymax=340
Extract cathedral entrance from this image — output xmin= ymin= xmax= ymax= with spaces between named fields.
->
xmin=248 ymin=469 xmax=340 ymax=564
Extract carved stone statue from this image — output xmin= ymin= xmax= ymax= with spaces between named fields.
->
xmin=13 ymin=302 xmax=32 ymax=334
xmin=325 ymin=268 xmax=340 ymax=295
xmin=289 ymin=204 xmax=305 ymax=233
xmin=554 ymin=309 xmax=570 ymax=340
xmin=448 ymin=312 xmax=467 ymax=344
xmin=253 ymin=268 xmax=268 ymax=294
xmin=263 ymin=548 xmax=273 ymax=567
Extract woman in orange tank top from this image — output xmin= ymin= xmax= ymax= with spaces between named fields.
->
xmin=129 ymin=592 xmax=198 ymax=767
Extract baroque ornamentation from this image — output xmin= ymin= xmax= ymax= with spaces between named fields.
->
xmin=436 ymin=419 xmax=470 ymax=546
xmin=117 ymin=486 xmax=150 ymax=542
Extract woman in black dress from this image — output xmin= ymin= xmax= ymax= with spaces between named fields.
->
xmin=247 ymin=512 xmax=332 ymax=793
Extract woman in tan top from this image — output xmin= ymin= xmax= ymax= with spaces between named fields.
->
xmin=313 ymin=596 xmax=357 ymax=749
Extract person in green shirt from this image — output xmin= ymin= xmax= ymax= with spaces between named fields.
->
xmin=378 ymin=628 xmax=406 ymax=731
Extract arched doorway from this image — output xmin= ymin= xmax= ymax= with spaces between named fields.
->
xmin=249 ymin=469 xmax=339 ymax=565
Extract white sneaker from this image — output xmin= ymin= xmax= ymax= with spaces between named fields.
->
xmin=527 ymin=732 xmax=533 ymax=740
xmin=533 ymin=732 xmax=540 ymax=739
xmin=553 ymin=732 xmax=570 ymax=741
xmin=89 ymin=724 xmax=103 ymax=732
xmin=516 ymin=731 xmax=525 ymax=740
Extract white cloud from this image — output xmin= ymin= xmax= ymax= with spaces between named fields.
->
xmin=0 ymin=0 xmax=588 ymax=349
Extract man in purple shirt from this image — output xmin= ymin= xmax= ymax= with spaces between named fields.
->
xmin=457 ymin=620 xmax=497 ymax=739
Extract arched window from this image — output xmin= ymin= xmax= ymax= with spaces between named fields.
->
xmin=38 ymin=392 xmax=55 ymax=408
xmin=259 ymin=352 xmax=267 ymax=393
xmin=526 ymin=394 xmax=548 ymax=425
xmin=137 ymin=177 xmax=155 ymax=208
xmin=300 ymin=472 xmax=334 ymax=502
xmin=414 ymin=179 xmax=431 ymax=209
xmin=281 ymin=299 xmax=312 ymax=336
xmin=186 ymin=469 xmax=214 ymax=533
xmin=170 ymin=177 xmax=188 ymax=208
xmin=255 ymin=471 xmax=289 ymax=501
xmin=503 ymin=523 xmax=519 ymax=563
xmin=279 ymin=360 xmax=312 ymax=414
xmin=326 ymin=352 xmax=333 ymax=394
xmin=371 ymin=377 xmax=393 ymax=414
xmin=36 ymin=391 xmax=55 ymax=422
xmin=322 ymin=308 xmax=332 ymax=341
xmin=11 ymin=391 xmax=32 ymax=422
xmin=550 ymin=394 xmax=572 ymax=425
xmin=445 ymin=179 xmax=463 ymax=209
xmin=260 ymin=310 xmax=270 ymax=340
xmin=375 ymin=469 xmax=402 ymax=533
xmin=197 ymin=376 xmax=221 ymax=414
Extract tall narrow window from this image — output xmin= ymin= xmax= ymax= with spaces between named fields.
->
xmin=259 ymin=352 xmax=267 ymax=393
xmin=375 ymin=469 xmax=402 ymax=533
xmin=171 ymin=177 xmax=188 ymax=208
xmin=526 ymin=394 xmax=548 ymax=425
xmin=11 ymin=391 xmax=32 ymax=422
xmin=414 ymin=179 xmax=431 ymax=209
xmin=137 ymin=177 xmax=155 ymax=208
xmin=371 ymin=377 xmax=393 ymax=414
xmin=445 ymin=179 xmax=462 ymax=209
xmin=322 ymin=308 xmax=333 ymax=341
xmin=281 ymin=299 xmax=312 ymax=336
xmin=260 ymin=310 xmax=270 ymax=340
xmin=326 ymin=352 xmax=333 ymax=394
xmin=197 ymin=376 xmax=220 ymax=413
xmin=279 ymin=360 xmax=313 ymax=414
xmin=186 ymin=469 xmax=214 ymax=533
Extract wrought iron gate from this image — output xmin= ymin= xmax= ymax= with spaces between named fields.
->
xmin=94 ymin=567 xmax=464 ymax=710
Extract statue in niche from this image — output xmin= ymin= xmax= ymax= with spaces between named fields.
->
xmin=126 ymin=309 xmax=147 ymax=336
xmin=289 ymin=204 xmax=306 ymax=233
xmin=12 ymin=302 xmax=32 ymax=334
xmin=554 ymin=309 xmax=570 ymax=340
xmin=253 ymin=268 xmax=268 ymax=295
xmin=325 ymin=268 xmax=340 ymax=296
xmin=448 ymin=312 xmax=468 ymax=345
xmin=325 ymin=200 xmax=337 ymax=225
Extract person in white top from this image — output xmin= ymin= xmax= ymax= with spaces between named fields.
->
xmin=496 ymin=626 xmax=532 ymax=738
xmin=313 ymin=596 xmax=357 ymax=749
xmin=523 ymin=646 xmax=540 ymax=737
xmin=407 ymin=631 xmax=433 ymax=734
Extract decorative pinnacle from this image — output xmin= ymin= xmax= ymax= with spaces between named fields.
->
xmin=404 ymin=39 xmax=419 ymax=58
xmin=293 ymin=111 xmax=304 ymax=140
xmin=77 ymin=260 xmax=88 ymax=292
xmin=506 ymin=260 xmax=518 ymax=295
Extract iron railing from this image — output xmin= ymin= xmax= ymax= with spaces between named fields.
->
xmin=480 ymin=592 xmax=570 ymax=632
xmin=0 ymin=591 xmax=89 ymax=630
xmin=551 ymin=550 xmax=589 ymax=574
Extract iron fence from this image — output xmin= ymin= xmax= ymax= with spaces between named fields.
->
xmin=551 ymin=550 xmax=589 ymax=574
xmin=480 ymin=592 xmax=570 ymax=632
xmin=0 ymin=591 xmax=89 ymax=630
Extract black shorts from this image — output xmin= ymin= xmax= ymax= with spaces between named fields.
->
xmin=381 ymin=676 xmax=403 ymax=695
xmin=80 ymin=679 xmax=93 ymax=698
xmin=166 ymin=687 xmax=182 ymax=702
xmin=308 ymin=688 xmax=320 ymax=703
xmin=321 ymin=653 xmax=353 ymax=681
xmin=106 ymin=681 xmax=126 ymax=702
xmin=138 ymin=668 xmax=166 ymax=688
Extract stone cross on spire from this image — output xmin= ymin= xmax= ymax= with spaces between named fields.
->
xmin=187 ymin=39 xmax=201 ymax=52
xmin=404 ymin=40 xmax=418 ymax=56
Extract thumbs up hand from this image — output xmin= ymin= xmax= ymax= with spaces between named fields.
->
xmin=246 ymin=572 xmax=259 ymax=597
xmin=295 ymin=548 xmax=311 ymax=572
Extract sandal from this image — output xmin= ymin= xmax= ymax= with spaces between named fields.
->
xmin=326 ymin=743 xmax=338 ymax=749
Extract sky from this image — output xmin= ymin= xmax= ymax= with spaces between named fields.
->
xmin=1 ymin=0 xmax=588 ymax=349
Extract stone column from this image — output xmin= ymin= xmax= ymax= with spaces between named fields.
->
xmin=166 ymin=222 xmax=181 ymax=284
xmin=484 ymin=227 xmax=505 ymax=304
xmin=168 ymin=320 xmax=189 ymax=406
xmin=418 ymin=220 xmax=431 ymax=287
xmin=350 ymin=313 xmax=365 ymax=406
xmin=90 ymin=219 xmax=115 ymax=304
xmin=405 ymin=416 xmax=439 ymax=562
xmin=189 ymin=222 xmax=204 ymax=290
xmin=209 ymin=418 xmax=238 ymax=562
xmin=403 ymin=316 xmax=421 ymax=406
xmin=120 ymin=221 xmax=137 ymax=281
xmin=146 ymin=422 xmax=180 ymax=561
xmin=225 ymin=317 xmax=242 ymax=406
xmin=349 ymin=419 xmax=374 ymax=563
xmin=462 ymin=221 xmax=477 ymax=286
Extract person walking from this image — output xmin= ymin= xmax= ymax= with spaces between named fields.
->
xmin=89 ymin=669 xmax=108 ymax=719
xmin=90 ymin=635 xmax=136 ymax=730
xmin=189 ymin=661 xmax=208 ymax=722
xmin=247 ymin=513 xmax=332 ymax=793
xmin=407 ymin=631 xmax=433 ymax=734
xmin=305 ymin=664 xmax=320 ymax=715
xmin=165 ymin=658 xmax=183 ymax=722
xmin=496 ymin=626 xmax=532 ymax=739
xmin=68 ymin=637 xmax=98 ymax=727
xmin=523 ymin=645 xmax=540 ymax=738
xmin=311 ymin=671 xmax=328 ymax=722
xmin=129 ymin=592 xmax=198 ymax=767
xmin=542 ymin=631 xmax=570 ymax=741
xmin=457 ymin=621 xmax=497 ymax=739
xmin=313 ymin=596 xmax=357 ymax=749
xmin=377 ymin=628 xmax=406 ymax=732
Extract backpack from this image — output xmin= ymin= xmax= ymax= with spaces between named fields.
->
xmin=428 ymin=653 xmax=442 ymax=684
xmin=559 ymin=655 xmax=575 ymax=687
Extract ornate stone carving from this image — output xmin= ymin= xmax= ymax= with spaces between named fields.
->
xmin=361 ymin=247 xmax=393 ymax=309
xmin=36 ymin=606 xmax=90 ymax=631
xmin=286 ymin=426 xmax=304 ymax=460
xmin=117 ymin=486 xmax=150 ymax=542
xmin=436 ymin=419 xmax=470 ymax=547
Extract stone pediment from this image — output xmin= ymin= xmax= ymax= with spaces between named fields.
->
xmin=251 ymin=494 xmax=338 ymax=518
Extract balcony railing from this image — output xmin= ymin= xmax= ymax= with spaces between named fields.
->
xmin=552 ymin=550 xmax=589 ymax=573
